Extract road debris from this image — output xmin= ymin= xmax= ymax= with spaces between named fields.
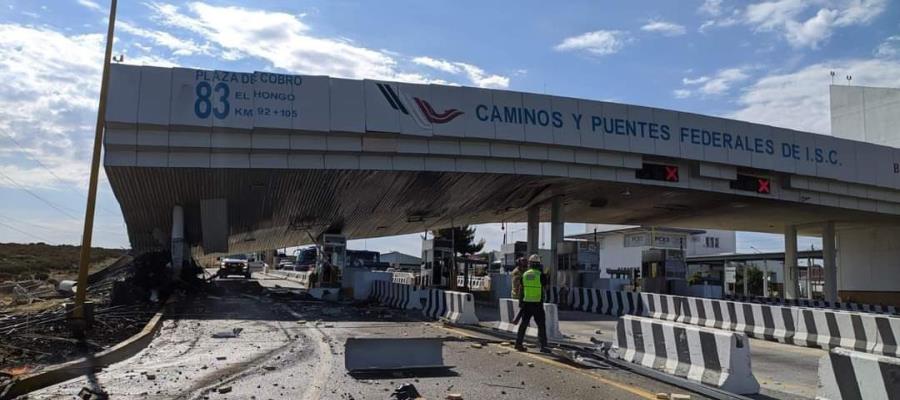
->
xmin=211 ymin=327 xmax=243 ymax=338
xmin=389 ymin=383 xmax=422 ymax=400
xmin=217 ymin=386 xmax=232 ymax=394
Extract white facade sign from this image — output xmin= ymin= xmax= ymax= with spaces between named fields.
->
xmin=105 ymin=65 xmax=900 ymax=190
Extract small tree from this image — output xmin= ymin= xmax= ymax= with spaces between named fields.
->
xmin=433 ymin=226 xmax=485 ymax=256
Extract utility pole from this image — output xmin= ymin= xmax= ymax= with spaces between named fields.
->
xmin=71 ymin=0 xmax=118 ymax=336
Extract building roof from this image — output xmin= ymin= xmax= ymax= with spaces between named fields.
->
xmin=566 ymin=226 xmax=705 ymax=241
xmin=687 ymin=250 xmax=822 ymax=263
xmin=381 ymin=251 xmax=422 ymax=264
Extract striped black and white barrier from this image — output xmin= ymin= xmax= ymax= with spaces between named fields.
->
xmin=496 ymin=298 xmax=563 ymax=340
xmin=817 ymin=347 xmax=900 ymax=400
xmin=794 ymin=309 xmax=880 ymax=353
xmin=615 ymin=315 xmax=760 ymax=395
xmin=543 ymin=286 xmax=568 ymax=306
xmin=370 ymin=281 xmax=425 ymax=310
xmin=569 ymin=288 xmax=642 ymax=316
xmin=639 ymin=292 xmax=684 ymax=321
xmin=422 ymin=289 xmax=479 ymax=324
xmin=724 ymin=302 xmax=798 ymax=343
xmin=725 ymin=294 xmax=898 ymax=316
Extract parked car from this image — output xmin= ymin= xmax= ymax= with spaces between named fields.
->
xmin=218 ymin=258 xmax=251 ymax=279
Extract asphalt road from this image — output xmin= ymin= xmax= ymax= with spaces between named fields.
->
xmin=476 ymin=304 xmax=820 ymax=400
xmin=27 ymin=276 xmax=706 ymax=400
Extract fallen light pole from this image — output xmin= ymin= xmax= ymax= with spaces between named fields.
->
xmin=70 ymin=0 xmax=118 ymax=336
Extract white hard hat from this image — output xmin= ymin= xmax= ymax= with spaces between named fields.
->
xmin=528 ymin=254 xmax=542 ymax=263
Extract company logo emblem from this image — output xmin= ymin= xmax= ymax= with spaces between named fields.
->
xmin=376 ymin=83 xmax=463 ymax=129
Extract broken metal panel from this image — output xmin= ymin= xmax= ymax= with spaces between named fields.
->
xmin=344 ymin=337 xmax=449 ymax=372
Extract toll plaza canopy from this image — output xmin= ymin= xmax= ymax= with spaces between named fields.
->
xmin=103 ymin=65 xmax=900 ymax=255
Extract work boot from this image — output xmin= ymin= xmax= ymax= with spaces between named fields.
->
xmin=539 ymin=346 xmax=552 ymax=354
xmin=514 ymin=344 xmax=527 ymax=352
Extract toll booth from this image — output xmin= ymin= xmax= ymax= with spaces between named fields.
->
xmin=557 ymin=240 xmax=601 ymax=287
xmin=422 ymin=238 xmax=453 ymax=288
xmin=317 ymin=234 xmax=346 ymax=287
xmin=640 ymin=248 xmax=687 ymax=294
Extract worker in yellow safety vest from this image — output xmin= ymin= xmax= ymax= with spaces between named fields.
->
xmin=515 ymin=254 xmax=549 ymax=353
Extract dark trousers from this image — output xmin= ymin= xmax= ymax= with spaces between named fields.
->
xmin=515 ymin=302 xmax=547 ymax=347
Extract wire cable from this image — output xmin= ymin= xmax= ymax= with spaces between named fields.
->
xmin=0 ymin=171 xmax=81 ymax=220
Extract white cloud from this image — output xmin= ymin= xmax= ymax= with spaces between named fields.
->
xmin=641 ymin=20 xmax=686 ymax=36
xmin=412 ymin=56 xmax=510 ymax=88
xmin=673 ymin=89 xmax=692 ymax=99
xmin=744 ymin=0 xmax=887 ymax=48
xmin=729 ymin=59 xmax=900 ymax=134
xmin=76 ymin=0 xmax=102 ymax=12
xmin=118 ymin=21 xmax=207 ymax=56
xmin=698 ymin=0 xmax=724 ymax=16
xmin=875 ymin=35 xmax=900 ymax=58
xmin=554 ymin=30 xmax=629 ymax=56
xmin=146 ymin=2 xmax=443 ymax=84
xmin=0 ymin=24 xmax=104 ymax=188
xmin=681 ymin=67 xmax=750 ymax=95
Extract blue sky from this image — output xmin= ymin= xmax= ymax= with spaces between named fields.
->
xmin=1 ymin=0 xmax=899 ymax=255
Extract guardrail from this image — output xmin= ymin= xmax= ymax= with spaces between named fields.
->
xmin=455 ymin=275 xmax=490 ymax=291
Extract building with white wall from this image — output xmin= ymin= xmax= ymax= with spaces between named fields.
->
xmin=831 ymin=85 xmax=900 ymax=305
xmin=568 ymin=225 xmax=737 ymax=278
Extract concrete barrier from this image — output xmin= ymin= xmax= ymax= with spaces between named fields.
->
xmin=725 ymin=294 xmax=898 ymax=316
xmin=817 ymin=347 xmax=900 ymax=400
xmin=640 ymin=292 xmax=682 ymax=321
xmin=873 ymin=315 xmax=900 ymax=358
xmin=370 ymin=281 xmax=425 ymax=310
xmin=543 ymin=286 xmax=568 ymax=306
xmin=347 ymin=270 xmax=391 ymax=300
xmin=569 ymin=287 xmax=641 ymax=316
xmin=268 ymin=269 xmax=311 ymax=288
xmin=615 ymin=315 xmax=760 ymax=395
xmin=496 ymin=298 xmax=563 ymax=340
xmin=422 ymin=289 xmax=478 ymax=324
xmin=794 ymin=309 xmax=879 ymax=353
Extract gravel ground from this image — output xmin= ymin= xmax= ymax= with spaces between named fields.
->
xmin=26 ymin=277 xmax=707 ymax=400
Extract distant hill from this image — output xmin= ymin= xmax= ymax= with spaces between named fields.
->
xmin=0 ymin=242 xmax=126 ymax=281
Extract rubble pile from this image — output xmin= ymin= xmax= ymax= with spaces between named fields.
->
xmin=0 ymin=251 xmax=174 ymax=382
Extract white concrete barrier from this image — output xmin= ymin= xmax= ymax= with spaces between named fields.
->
xmin=639 ymin=292 xmax=682 ymax=321
xmin=370 ymin=281 xmax=425 ymax=310
xmin=497 ymin=298 xmax=563 ymax=340
xmin=794 ymin=309 xmax=879 ymax=353
xmin=817 ymin=347 xmax=900 ymax=400
xmin=615 ymin=315 xmax=760 ymax=395
xmin=267 ymin=270 xmax=311 ymax=288
xmin=422 ymin=289 xmax=478 ymax=324
xmin=569 ymin=287 xmax=641 ymax=316
xmin=347 ymin=270 xmax=391 ymax=300
xmin=872 ymin=315 xmax=900 ymax=358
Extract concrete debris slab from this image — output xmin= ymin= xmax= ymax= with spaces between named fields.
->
xmin=345 ymin=338 xmax=450 ymax=372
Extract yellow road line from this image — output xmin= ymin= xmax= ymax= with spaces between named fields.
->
xmin=438 ymin=325 xmax=659 ymax=400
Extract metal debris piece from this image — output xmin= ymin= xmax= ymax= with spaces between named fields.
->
xmin=211 ymin=327 xmax=243 ymax=338
xmin=390 ymin=383 xmax=422 ymax=400
xmin=217 ymin=386 xmax=232 ymax=394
